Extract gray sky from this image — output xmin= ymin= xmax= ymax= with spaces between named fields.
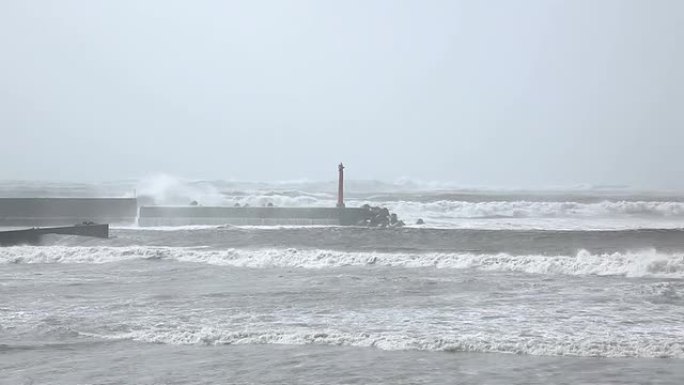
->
xmin=1 ymin=0 xmax=682 ymax=188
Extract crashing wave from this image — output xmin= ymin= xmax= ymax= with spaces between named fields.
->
xmin=370 ymin=200 xmax=684 ymax=220
xmin=3 ymin=246 xmax=684 ymax=278
xmin=77 ymin=326 xmax=684 ymax=359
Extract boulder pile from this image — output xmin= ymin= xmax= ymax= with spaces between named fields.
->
xmin=359 ymin=204 xmax=405 ymax=228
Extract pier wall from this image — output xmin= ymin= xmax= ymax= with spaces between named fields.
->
xmin=0 ymin=224 xmax=109 ymax=246
xmin=0 ymin=199 xmax=372 ymax=227
xmin=0 ymin=198 xmax=138 ymax=226
xmin=138 ymin=206 xmax=370 ymax=226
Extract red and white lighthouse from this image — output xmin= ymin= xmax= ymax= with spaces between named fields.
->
xmin=337 ymin=163 xmax=345 ymax=208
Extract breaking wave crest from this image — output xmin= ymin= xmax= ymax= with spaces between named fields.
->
xmin=80 ymin=327 xmax=683 ymax=359
xmin=373 ymin=200 xmax=684 ymax=220
xmin=3 ymin=247 xmax=684 ymax=278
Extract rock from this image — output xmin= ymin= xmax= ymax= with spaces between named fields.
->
xmin=390 ymin=213 xmax=404 ymax=228
xmin=360 ymin=204 xmax=405 ymax=228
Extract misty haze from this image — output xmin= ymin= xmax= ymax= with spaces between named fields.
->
xmin=1 ymin=1 xmax=683 ymax=384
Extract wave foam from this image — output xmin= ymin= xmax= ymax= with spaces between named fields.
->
xmin=3 ymin=247 xmax=684 ymax=278
xmin=81 ymin=327 xmax=683 ymax=359
xmin=370 ymin=200 xmax=684 ymax=220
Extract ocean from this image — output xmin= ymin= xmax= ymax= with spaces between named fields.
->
xmin=1 ymin=179 xmax=684 ymax=384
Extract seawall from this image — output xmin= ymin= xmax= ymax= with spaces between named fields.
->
xmin=0 ymin=224 xmax=109 ymax=246
xmin=0 ymin=198 xmax=138 ymax=226
xmin=0 ymin=198 xmax=375 ymax=227
xmin=138 ymin=206 xmax=370 ymax=226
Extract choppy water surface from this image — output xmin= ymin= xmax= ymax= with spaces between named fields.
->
xmin=2 ymin=181 xmax=684 ymax=384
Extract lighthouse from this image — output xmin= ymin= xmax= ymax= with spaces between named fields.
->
xmin=337 ymin=163 xmax=345 ymax=208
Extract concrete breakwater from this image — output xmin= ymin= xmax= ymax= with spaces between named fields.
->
xmin=0 ymin=198 xmax=138 ymax=226
xmin=0 ymin=198 xmax=401 ymax=227
xmin=138 ymin=206 xmax=372 ymax=226
xmin=0 ymin=224 xmax=109 ymax=246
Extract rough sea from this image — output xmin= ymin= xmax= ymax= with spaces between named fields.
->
xmin=2 ymin=178 xmax=684 ymax=384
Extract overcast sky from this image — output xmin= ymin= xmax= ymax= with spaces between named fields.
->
xmin=1 ymin=0 xmax=682 ymax=188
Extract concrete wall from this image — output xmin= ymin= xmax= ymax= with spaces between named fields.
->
xmin=139 ymin=206 xmax=370 ymax=226
xmin=0 ymin=224 xmax=109 ymax=246
xmin=0 ymin=199 xmax=372 ymax=227
xmin=0 ymin=198 xmax=138 ymax=226
xmin=138 ymin=217 xmax=340 ymax=226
